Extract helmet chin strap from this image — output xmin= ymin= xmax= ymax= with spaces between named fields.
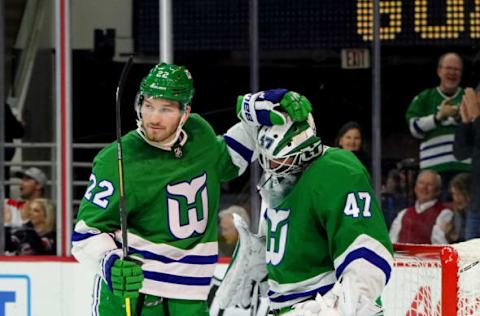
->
xmin=135 ymin=111 xmax=188 ymax=151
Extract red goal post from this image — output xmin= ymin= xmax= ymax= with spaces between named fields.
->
xmin=382 ymin=240 xmax=480 ymax=316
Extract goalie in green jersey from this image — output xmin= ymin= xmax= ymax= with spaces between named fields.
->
xmin=71 ymin=62 xmax=313 ymax=315
xmin=216 ymin=93 xmax=394 ymax=316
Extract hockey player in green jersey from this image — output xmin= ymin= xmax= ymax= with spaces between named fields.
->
xmin=217 ymin=93 xmax=394 ymax=315
xmin=71 ymin=62 xmax=313 ymax=315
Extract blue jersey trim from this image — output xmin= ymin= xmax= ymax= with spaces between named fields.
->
xmin=420 ymin=140 xmax=453 ymax=151
xmin=144 ymin=271 xmax=212 ymax=286
xmin=268 ymin=283 xmax=334 ymax=303
xmin=335 ymin=247 xmax=392 ymax=284
xmin=71 ymin=231 xmax=97 ymax=242
xmin=224 ymin=135 xmax=253 ymax=163
xmin=412 ymin=119 xmax=425 ymax=136
xmin=420 ymin=151 xmax=453 ymax=162
xmin=129 ymin=247 xmax=218 ymax=265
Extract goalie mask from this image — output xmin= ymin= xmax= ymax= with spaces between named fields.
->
xmin=257 ymin=113 xmax=323 ymax=177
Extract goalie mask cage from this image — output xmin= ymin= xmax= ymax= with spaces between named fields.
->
xmin=382 ymin=240 xmax=480 ymax=316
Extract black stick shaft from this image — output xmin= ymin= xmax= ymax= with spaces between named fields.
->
xmin=115 ymin=56 xmax=133 ymax=258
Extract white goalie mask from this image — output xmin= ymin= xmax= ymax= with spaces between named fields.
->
xmin=257 ymin=113 xmax=323 ymax=177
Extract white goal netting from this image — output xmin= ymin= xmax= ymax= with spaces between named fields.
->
xmin=382 ymin=239 xmax=480 ymax=316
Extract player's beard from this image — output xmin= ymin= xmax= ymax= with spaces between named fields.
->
xmin=257 ymin=173 xmax=299 ymax=208
xmin=142 ymin=122 xmax=176 ymax=143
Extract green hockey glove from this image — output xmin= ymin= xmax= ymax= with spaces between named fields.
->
xmin=279 ymin=91 xmax=313 ymax=122
xmin=102 ymin=249 xmax=144 ymax=299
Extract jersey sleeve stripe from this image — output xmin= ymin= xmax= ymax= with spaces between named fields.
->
xmin=143 ymin=270 xmax=212 ymax=286
xmin=268 ymin=283 xmax=334 ymax=303
xmin=335 ymin=247 xmax=392 ymax=284
xmin=71 ymin=231 xmax=98 ymax=242
xmin=129 ymin=247 xmax=218 ymax=265
xmin=223 ymin=134 xmax=253 ymax=163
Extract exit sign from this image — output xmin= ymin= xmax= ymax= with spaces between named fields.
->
xmin=341 ymin=48 xmax=370 ymax=69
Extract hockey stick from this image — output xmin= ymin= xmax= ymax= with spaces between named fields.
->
xmin=115 ymin=56 xmax=135 ymax=316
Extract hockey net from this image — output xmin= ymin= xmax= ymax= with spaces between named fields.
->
xmin=382 ymin=239 xmax=480 ymax=316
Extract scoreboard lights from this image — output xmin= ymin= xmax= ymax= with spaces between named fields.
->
xmin=357 ymin=0 xmax=480 ymax=41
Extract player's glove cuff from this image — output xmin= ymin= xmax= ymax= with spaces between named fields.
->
xmin=236 ymin=89 xmax=289 ymax=126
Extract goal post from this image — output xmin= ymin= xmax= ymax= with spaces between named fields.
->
xmin=382 ymin=239 xmax=480 ymax=315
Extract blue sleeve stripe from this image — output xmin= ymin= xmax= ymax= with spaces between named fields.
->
xmin=256 ymin=110 xmax=273 ymax=126
xmin=129 ymin=247 xmax=218 ymax=265
xmin=268 ymin=283 xmax=334 ymax=303
xmin=104 ymin=253 xmax=120 ymax=291
xmin=71 ymin=231 xmax=97 ymax=242
xmin=412 ymin=119 xmax=425 ymax=136
xmin=224 ymin=134 xmax=254 ymax=163
xmin=420 ymin=140 xmax=453 ymax=151
xmin=420 ymin=151 xmax=452 ymax=162
xmin=335 ymin=247 xmax=392 ymax=284
xmin=144 ymin=271 xmax=212 ymax=286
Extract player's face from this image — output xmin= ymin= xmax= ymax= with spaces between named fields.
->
xmin=269 ymin=156 xmax=294 ymax=170
xmin=437 ymin=54 xmax=462 ymax=94
xmin=20 ymin=177 xmax=40 ymax=200
xmin=28 ymin=201 xmax=46 ymax=227
xmin=339 ymin=128 xmax=362 ymax=152
xmin=414 ymin=171 xmax=439 ymax=203
xmin=140 ymin=98 xmax=190 ymax=143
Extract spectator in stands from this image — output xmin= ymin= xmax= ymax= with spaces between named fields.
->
xmin=382 ymin=169 xmax=408 ymax=229
xmin=389 ymin=170 xmax=453 ymax=244
xmin=5 ymin=198 xmax=56 ymax=255
xmin=396 ymin=158 xmax=419 ymax=206
xmin=453 ymin=86 xmax=480 ymax=239
xmin=218 ymin=205 xmax=250 ymax=257
xmin=4 ymin=103 xmax=24 ymax=196
xmin=335 ymin=121 xmax=370 ymax=172
xmin=406 ymin=52 xmax=470 ymax=200
xmin=4 ymin=167 xmax=47 ymax=229
xmin=440 ymin=173 xmax=471 ymax=243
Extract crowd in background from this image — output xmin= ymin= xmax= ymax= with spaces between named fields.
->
xmin=217 ymin=51 xmax=480 ymax=253
xmin=3 ymin=51 xmax=480 ymax=257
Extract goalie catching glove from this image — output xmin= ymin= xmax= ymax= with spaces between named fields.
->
xmin=236 ymin=89 xmax=313 ymax=126
xmin=101 ymin=249 xmax=144 ymax=299
xmin=215 ymin=214 xmax=268 ymax=309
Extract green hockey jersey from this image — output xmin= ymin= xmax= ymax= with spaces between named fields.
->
xmin=406 ymin=87 xmax=470 ymax=172
xmin=260 ymin=147 xmax=393 ymax=309
xmin=72 ymin=114 xmax=241 ymax=301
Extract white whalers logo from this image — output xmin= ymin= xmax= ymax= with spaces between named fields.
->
xmin=166 ymin=173 xmax=208 ymax=239
xmin=265 ymin=208 xmax=290 ymax=266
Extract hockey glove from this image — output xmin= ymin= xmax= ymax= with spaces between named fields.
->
xmin=236 ymin=89 xmax=290 ymax=126
xmin=280 ymin=91 xmax=313 ymax=122
xmin=101 ymin=249 xmax=144 ymax=299
xmin=237 ymin=89 xmax=313 ymax=126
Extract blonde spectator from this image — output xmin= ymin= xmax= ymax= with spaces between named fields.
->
xmin=28 ymin=198 xmax=55 ymax=238
xmin=5 ymin=198 xmax=56 ymax=255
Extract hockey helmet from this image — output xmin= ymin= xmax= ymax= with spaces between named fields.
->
xmin=257 ymin=113 xmax=323 ymax=176
xmin=135 ymin=63 xmax=194 ymax=116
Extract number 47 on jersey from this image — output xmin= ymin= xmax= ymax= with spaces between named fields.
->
xmin=343 ymin=192 xmax=372 ymax=218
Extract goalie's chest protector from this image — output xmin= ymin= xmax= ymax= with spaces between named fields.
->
xmin=263 ymin=148 xmax=391 ymax=285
